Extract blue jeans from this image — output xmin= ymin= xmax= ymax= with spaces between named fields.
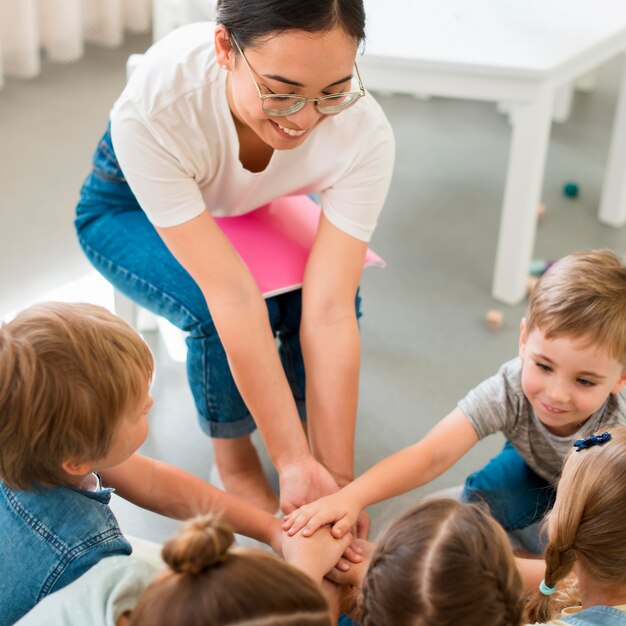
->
xmin=461 ymin=441 xmax=556 ymax=531
xmin=75 ymin=125 xmax=361 ymax=438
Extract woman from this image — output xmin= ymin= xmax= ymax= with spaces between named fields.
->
xmin=75 ymin=0 xmax=394 ymax=517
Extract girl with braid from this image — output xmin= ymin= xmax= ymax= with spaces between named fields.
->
xmin=328 ymin=499 xmax=527 ymax=626
xmin=526 ymin=428 xmax=626 ymax=625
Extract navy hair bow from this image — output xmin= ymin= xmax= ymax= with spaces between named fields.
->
xmin=573 ymin=432 xmax=612 ymax=452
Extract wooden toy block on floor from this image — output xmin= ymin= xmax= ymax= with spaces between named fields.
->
xmin=485 ymin=309 xmax=504 ymax=330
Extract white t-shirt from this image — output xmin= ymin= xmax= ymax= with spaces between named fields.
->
xmin=110 ymin=22 xmax=395 ymax=242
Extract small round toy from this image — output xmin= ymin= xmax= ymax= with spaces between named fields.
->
xmin=529 ymin=259 xmax=556 ymax=277
xmin=563 ymin=181 xmax=579 ymax=198
xmin=485 ymin=309 xmax=503 ymax=330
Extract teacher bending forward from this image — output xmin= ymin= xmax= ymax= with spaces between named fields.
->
xmin=75 ymin=0 xmax=394 ymax=519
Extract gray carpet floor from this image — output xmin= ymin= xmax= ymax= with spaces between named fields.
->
xmin=1 ymin=32 xmax=625 ymax=542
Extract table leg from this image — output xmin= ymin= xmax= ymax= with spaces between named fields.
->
xmin=492 ymin=88 xmax=553 ymax=305
xmin=599 ymin=56 xmax=626 ymax=227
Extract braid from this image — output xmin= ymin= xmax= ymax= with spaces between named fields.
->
xmin=474 ymin=536 xmax=527 ymax=626
xmin=526 ymin=542 xmax=577 ymax=621
xmin=359 ymin=500 xmax=524 ymax=626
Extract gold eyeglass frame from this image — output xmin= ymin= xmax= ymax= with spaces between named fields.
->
xmin=230 ymin=34 xmax=366 ymax=116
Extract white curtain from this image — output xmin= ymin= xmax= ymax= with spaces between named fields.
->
xmin=0 ymin=0 xmax=151 ymax=89
xmin=152 ymin=0 xmax=215 ymax=41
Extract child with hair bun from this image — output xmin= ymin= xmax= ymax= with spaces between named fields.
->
xmin=326 ymin=499 xmax=527 ymax=626
xmin=0 ymin=302 xmax=285 ymax=624
xmin=128 ymin=514 xmax=339 ymax=626
xmin=526 ymin=428 xmax=626 ymax=625
xmin=17 ymin=513 xmax=353 ymax=626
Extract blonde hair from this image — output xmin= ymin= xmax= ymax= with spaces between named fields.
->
xmin=527 ymin=428 xmax=626 ymax=622
xmin=129 ymin=515 xmax=331 ymax=626
xmin=526 ymin=249 xmax=626 ymax=366
xmin=360 ymin=499 xmax=525 ymax=626
xmin=0 ymin=301 xmax=153 ymax=490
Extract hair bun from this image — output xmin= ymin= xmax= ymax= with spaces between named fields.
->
xmin=161 ymin=514 xmax=234 ymax=575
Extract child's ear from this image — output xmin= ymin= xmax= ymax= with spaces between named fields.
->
xmin=611 ymin=370 xmax=626 ymax=395
xmin=61 ymin=458 xmax=94 ymax=478
xmin=518 ymin=318 xmax=527 ymax=359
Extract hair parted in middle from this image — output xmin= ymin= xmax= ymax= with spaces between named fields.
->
xmin=526 ymin=427 xmax=626 ymax=622
xmin=526 ymin=249 xmax=626 ymax=366
xmin=216 ymin=0 xmax=366 ymax=49
xmin=129 ymin=514 xmax=331 ymax=626
xmin=360 ymin=499 xmax=525 ymax=626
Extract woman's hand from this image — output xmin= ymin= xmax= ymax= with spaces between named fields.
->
xmin=282 ymin=488 xmax=362 ymax=538
xmin=282 ymin=525 xmax=353 ymax=582
xmin=278 ymin=454 xmax=340 ymax=514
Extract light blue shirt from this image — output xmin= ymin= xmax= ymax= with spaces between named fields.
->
xmin=15 ymin=556 xmax=157 ymax=626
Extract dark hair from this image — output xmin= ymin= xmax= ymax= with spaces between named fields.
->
xmin=129 ymin=515 xmax=331 ymax=626
xmin=216 ymin=0 xmax=366 ymax=48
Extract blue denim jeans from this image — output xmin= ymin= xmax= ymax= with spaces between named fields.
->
xmin=75 ymin=125 xmax=361 ymax=438
xmin=461 ymin=441 xmax=556 ymax=532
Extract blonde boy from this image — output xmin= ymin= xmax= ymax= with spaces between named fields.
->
xmin=284 ymin=250 xmax=626 ymax=545
xmin=0 ymin=302 xmax=282 ymax=625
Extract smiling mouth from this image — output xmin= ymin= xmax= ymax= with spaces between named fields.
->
xmin=272 ymin=120 xmax=307 ymax=137
xmin=541 ymin=402 xmax=568 ymax=415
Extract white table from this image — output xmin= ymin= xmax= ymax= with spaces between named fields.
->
xmin=361 ymin=0 xmax=626 ymax=304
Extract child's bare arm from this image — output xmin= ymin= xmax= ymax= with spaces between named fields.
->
xmin=283 ymin=409 xmax=478 ymax=538
xmin=99 ymin=454 xmax=282 ymax=553
xmin=515 ymin=556 xmax=546 ymax=595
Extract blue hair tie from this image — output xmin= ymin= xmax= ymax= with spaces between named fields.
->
xmin=573 ymin=432 xmax=612 ymax=452
xmin=539 ymin=580 xmax=556 ymax=596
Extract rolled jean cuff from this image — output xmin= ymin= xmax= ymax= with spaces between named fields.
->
xmin=200 ymin=399 xmax=307 ymax=439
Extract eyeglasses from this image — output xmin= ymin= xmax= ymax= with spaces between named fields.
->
xmin=231 ymin=35 xmax=366 ymax=116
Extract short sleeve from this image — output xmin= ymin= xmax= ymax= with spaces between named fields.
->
xmin=321 ymin=100 xmax=395 ymax=242
xmin=110 ymin=101 xmax=207 ymax=227
xmin=458 ymin=361 xmax=521 ymax=440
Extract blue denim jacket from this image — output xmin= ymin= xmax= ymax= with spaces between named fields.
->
xmin=560 ymin=605 xmax=626 ymax=625
xmin=0 ymin=479 xmax=131 ymax=625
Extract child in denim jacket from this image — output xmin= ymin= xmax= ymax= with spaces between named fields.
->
xmin=0 ymin=302 xmax=283 ymax=625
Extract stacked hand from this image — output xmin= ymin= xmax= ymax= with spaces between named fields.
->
xmin=282 ymin=489 xmax=362 ymax=539
xmin=282 ymin=524 xmax=362 ymax=582
xmin=278 ymin=455 xmax=340 ymax=514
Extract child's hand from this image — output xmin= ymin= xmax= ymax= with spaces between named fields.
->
xmin=326 ymin=539 xmax=376 ymax=588
xmin=282 ymin=525 xmax=354 ymax=581
xmin=282 ymin=490 xmax=361 ymax=538
xmin=267 ymin=516 xmax=284 ymax=556
xmin=356 ymin=509 xmax=370 ymax=539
